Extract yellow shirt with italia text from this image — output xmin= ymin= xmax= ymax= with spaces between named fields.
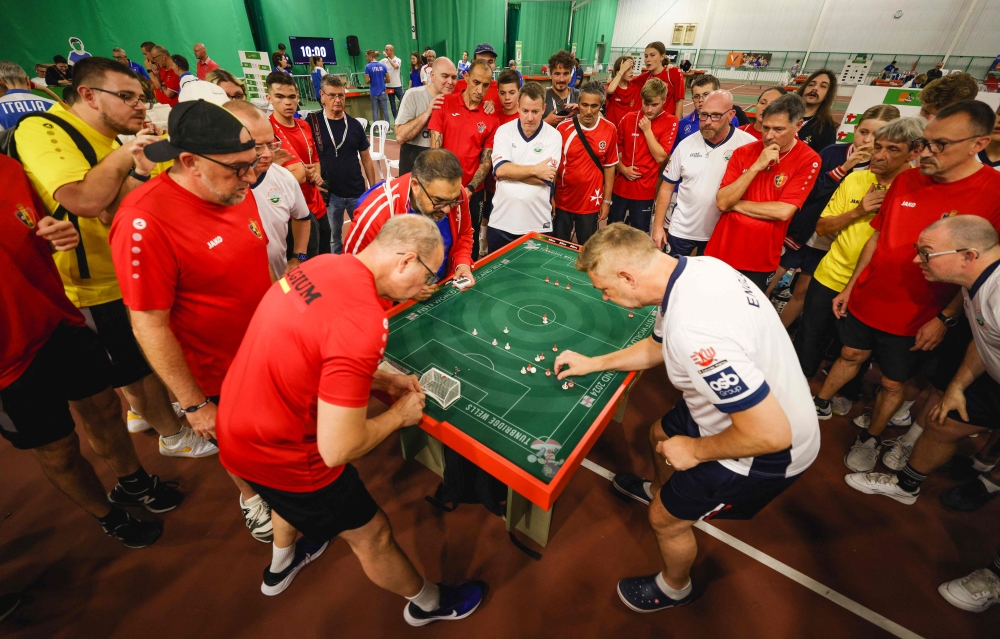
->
xmin=812 ymin=169 xmax=881 ymax=293
xmin=15 ymin=103 xmax=123 ymax=308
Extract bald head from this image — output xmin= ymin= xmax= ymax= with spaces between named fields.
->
xmin=704 ymin=90 xmax=734 ymax=112
xmin=925 ymin=215 xmax=999 ymax=252
xmin=372 ymin=214 xmax=443 ymax=261
xmin=700 ymin=90 xmax=736 ymax=142
xmin=194 ymin=43 xmax=208 ymax=61
xmin=430 ymin=56 xmax=458 ymax=94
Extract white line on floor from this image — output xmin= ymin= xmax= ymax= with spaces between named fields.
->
xmin=580 ymin=459 xmax=924 ymax=639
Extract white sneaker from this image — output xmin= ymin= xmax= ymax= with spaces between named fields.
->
xmin=831 ymin=395 xmax=853 ymax=416
xmin=241 ymin=494 xmax=273 ymax=543
xmin=158 ymin=426 xmax=219 ymax=458
xmin=939 ymin=568 xmax=1000 ymax=612
xmin=172 ymin=401 xmax=184 ymax=418
xmin=844 ymin=472 xmax=918 ymax=505
xmin=852 ymin=409 xmax=912 ymax=429
xmin=882 ymin=439 xmax=914 ymax=471
xmin=844 ymin=436 xmax=881 ymax=472
xmin=127 ymin=410 xmax=152 ymax=434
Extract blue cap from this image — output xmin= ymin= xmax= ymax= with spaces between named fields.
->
xmin=473 ymin=43 xmax=497 ymax=58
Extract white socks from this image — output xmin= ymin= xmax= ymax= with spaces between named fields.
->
xmin=972 ymin=457 xmax=997 ymax=473
xmin=979 ymin=475 xmax=1000 ymax=493
xmin=270 ymin=542 xmax=295 ymax=573
xmin=655 ymin=572 xmax=692 ymax=599
xmin=899 ymin=423 xmax=923 ymax=445
xmin=642 ymin=482 xmax=654 ymax=500
xmin=895 ymin=400 xmax=915 ymax=420
xmin=406 ymin=579 xmax=441 ymax=612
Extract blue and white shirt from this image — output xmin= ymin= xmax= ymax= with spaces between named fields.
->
xmin=0 ymin=89 xmax=55 ymax=131
xmin=653 ymin=256 xmax=820 ymax=478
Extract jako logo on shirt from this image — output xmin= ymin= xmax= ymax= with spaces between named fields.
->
xmin=901 ymin=201 xmax=916 ymax=207
xmin=703 ymin=366 xmax=748 ymax=399
xmin=690 ymin=348 xmax=716 ymax=367
xmin=248 ymin=218 xmax=263 ymax=239
xmin=267 ymin=188 xmax=281 ymax=204
xmin=207 ymin=236 xmax=223 ymax=249
xmin=774 ymin=173 xmax=788 ymax=187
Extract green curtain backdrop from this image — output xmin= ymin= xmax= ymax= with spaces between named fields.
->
xmin=0 ymin=0 xmax=254 ymax=82
xmin=414 ymin=0 xmax=506 ymax=63
xmin=505 ymin=4 xmax=521 ymax=66
xmin=517 ymin=2 xmax=571 ymax=68
xmin=259 ymin=0 xmax=413 ymax=75
xmin=570 ymin=0 xmax=619 ymax=66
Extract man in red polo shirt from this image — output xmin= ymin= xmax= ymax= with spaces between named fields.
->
xmin=610 ymin=78 xmax=678 ymax=234
xmin=345 ymin=149 xmax=475 ymax=304
xmin=2 ymin=154 xmax=175 ymax=548
xmin=193 ymin=43 xmax=220 ymax=80
xmin=813 ymin=100 xmax=1000 ymax=474
xmin=555 ymin=81 xmax=619 ymax=245
xmin=429 ymin=59 xmax=499 ymax=262
xmin=110 ymin=100 xmax=276 ymax=543
xmin=149 ymin=46 xmax=180 ymax=106
xmin=453 ymin=42 xmax=500 ymax=111
xmin=217 ymin=215 xmax=486 ymax=623
xmin=266 ymin=73 xmax=328 ymax=253
xmin=708 ymin=93 xmax=820 ymax=292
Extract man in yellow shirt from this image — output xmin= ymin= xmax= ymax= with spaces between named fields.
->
xmin=15 ymin=57 xmax=218 ymax=464
xmin=795 ymin=117 xmax=924 ymax=382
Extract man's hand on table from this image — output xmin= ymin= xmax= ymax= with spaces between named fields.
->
xmin=391 ymin=390 xmax=427 ymax=427
xmin=553 ymin=350 xmax=599 ymax=380
xmin=454 ymin=264 xmax=476 ymax=291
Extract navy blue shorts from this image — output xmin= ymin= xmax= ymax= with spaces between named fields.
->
xmin=779 ymin=244 xmax=826 ymax=275
xmin=659 ymin=401 xmax=802 ymax=521
xmin=666 ymin=234 xmax=708 ymax=257
xmin=947 ymin=372 xmax=1000 ymax=430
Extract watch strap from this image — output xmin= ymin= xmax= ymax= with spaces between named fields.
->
xmin=129 ymin=169 xmax=151 ymax=182
xmin=937 ymin=312 xmax=957 ymax=327
xmin=183 ymin=399 xmax=212 ymax=414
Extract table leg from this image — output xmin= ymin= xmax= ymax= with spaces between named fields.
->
xmin=400 ymin=426 xmax=446 ymax=478
xmin=505 ymin=488 xmax=553 ymax=547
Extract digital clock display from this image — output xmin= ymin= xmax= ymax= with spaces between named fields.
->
xmin=288 ymin=36 xmax=336 ymax=66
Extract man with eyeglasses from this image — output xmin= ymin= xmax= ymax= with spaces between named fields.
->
xmin=265 ymin=73 xmax=327 ymax=255
xmin=148 ymin=46 xmax=180 ymax=106
xmin=306 ymin=74 xmax=377 ymax=254
xmin=111 ymin=47 xmax=150 ymax=81
xmin=16 ymin=57 xmax=216 ymax=468
xmin=811 ymin=100 xmax=1000 ymax=474
xmin=672 ymin=75 xmax=738 ymax=150
xmin=109 ymin=99 xmax=279 ymax=543
xmin=654 ymin=90 xmax=754 ymax=257
xmin=345 ymin=148 xmax=476 ymax=304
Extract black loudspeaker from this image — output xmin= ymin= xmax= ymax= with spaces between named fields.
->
xmin=346 ymin=36 xmax=361 ymax=57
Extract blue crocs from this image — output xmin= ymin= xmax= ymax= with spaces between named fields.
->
xmin=617 ymin=574 xmax=693 ymax=613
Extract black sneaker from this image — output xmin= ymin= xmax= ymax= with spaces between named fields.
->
xmin=0 ymin=593 xmax=23 ymax=623
xmin=617 ymin=574 xmax=693 ymax=613
xmin=941 ymin=477 xmax=999 ymax=511
xmin=948 ymin=456 xmax=981 ymax=481
xmin=108 ymin=475 xmax=183 ymax=513
xmin=261 ymin=538 xmax=329 ymax=596
xmin=612 ymin=473 xmax=652 ymax=506
xmin=403 ymin=581 xmax=486 ymax=626
xmin=814 ymin=397 xmax=832 ymax=420
xmin=101 ymin=510 xmax=163 ymax=548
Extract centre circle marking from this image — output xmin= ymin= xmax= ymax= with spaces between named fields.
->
xmin=517 ymin=305 xmax=557 ymax=326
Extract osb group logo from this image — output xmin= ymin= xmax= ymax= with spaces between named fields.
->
xmin=248 ymin=218 xmax=263 ymax=239
xmin=774 ymin=173 xmax=788 ymax=188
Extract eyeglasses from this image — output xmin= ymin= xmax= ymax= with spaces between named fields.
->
xmin=913 ymin=243 xmax=974 ymax=263
xmin=911 ymin=136 xmax=980 ymax=155
xmin=397 ymin=252 xmax=439 ymax=285
xmin=322 ymin=92 xmax=346 ymax=101
xmin=193 ymin=153 xmax=262 ymax=178
xmin=698 ymin=111 xmax=732 ymax=122
xmin=255 ymin=139 xmax=281 ymax=153
xmin=226 ymin=90 xmax=246 ymax=100
xmin=413 ymin=176 xmax=465 ymax=216
xmin=86 ymin=87 xmax=145 ymax=107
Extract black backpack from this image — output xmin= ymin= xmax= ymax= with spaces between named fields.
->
xmin=1 ymin=112 xmax=99 ymax=279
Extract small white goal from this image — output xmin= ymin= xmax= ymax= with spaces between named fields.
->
xmin=419 ymin=367 xmax=461 ymax=409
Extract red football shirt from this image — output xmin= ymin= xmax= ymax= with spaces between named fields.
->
xmin=218 ymin=255 xmax=387 ymax=492
xmin=635 ymin=66 xmax=685 ymax=115
xmin=612 ymin=110 xmax=678 ymax=200
xmin=0 ymin=155 xmax=85 ymax=389
xmin=269 ymin=114 xmax=327 ymax=217
xmin=110 ymin=173 xmax=272 ymax=397
xmin=428 ymin=92 xmax=499 ymax=191
xmin=487 ymin=110 xmax=520 ymax=194
xmin=849 ymin=166 xmax=1000 ymax=336
xmin=556 ymin=116 xmax=619 ymax=214
xmin=155 ymin=68 xmax=180 ymax=106
xmin=705 ymin=140 xmax=821 ymax=272
xmin=605 ymin=80 xmax=642 ymax=132
xmin=739 ymin=122 xmax=763 ymax=140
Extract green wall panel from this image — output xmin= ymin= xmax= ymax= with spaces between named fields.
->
xmin=517 ymin=2 xmax=571 ymax=68
xmin=414 ymin=0 xmax=506 ymax=63
xmin=570 ymin=0 xmax=619 ymax=65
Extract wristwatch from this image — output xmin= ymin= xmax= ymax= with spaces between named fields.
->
xmin=603 ymin=199 xmax=612 ymax=205
xmin=937 ymin=312 xmax=958 ymax=328
xmin=129 ymin=169 xmax=151 ymax=182
xmin=183 ymin=399 xmax=213 ymax=414
xmin=291 ymin=253 xmax=308 ymax=262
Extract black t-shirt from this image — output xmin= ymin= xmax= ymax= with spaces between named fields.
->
xmin=315 ymin=114 xmax=370 ymax=198
xmin=45 ymin=66 xmax=72 ymax=85
xmin=798 ymin=115 xmax=837 ymax=154
xmin=926 ymin=68 xmax=943 ymax=82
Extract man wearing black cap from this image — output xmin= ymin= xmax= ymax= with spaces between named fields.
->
xmin=454 ymin=43 xmax=500 ymax=108
xmin=109 ymin=99 xmax=277 ymax=543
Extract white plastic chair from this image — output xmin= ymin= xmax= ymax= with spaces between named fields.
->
xmin=369 ymin=120 xmax=389 ymax=179
xmin=354 ymin=117 xmax=368 ymax=134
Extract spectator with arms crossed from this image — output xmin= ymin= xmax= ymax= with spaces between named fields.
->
xmin=394 ymin=57 xmax=458 ymax=175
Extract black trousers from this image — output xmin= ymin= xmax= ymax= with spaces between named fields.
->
xmin=794 ymin=278 xmax=867 ymax=400
xmin=553 ymin=209 xmax=599 ymax=245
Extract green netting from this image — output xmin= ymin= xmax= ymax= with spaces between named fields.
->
xmin=569 ymin=0 xmax=619 ymax=66
xmin=413 ymin=0 xmax=506 ymax=64
xmin=517 ymin=2 xmax=571 ymax=68
xmin=0 ymin=0 xmax=255 ymax=83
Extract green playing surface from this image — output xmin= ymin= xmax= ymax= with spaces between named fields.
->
xmin=385 ymin=237 xmax=656 ymax=484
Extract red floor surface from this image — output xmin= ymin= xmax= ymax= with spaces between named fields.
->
xmin=0 ymin=363 xmax=995 ymax=638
